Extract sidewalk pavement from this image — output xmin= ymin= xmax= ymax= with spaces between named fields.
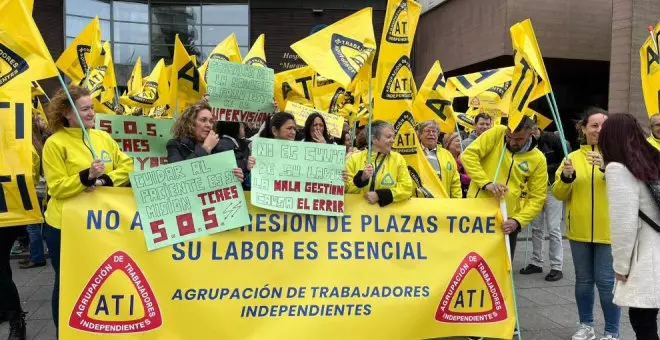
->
xmin=1 ymin=238 xmax=654 ymax=340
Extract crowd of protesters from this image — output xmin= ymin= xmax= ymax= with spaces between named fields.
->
xmin=1 ymin=85 xmax=660 ymax=340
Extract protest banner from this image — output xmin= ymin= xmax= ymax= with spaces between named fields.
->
xmin=60 ymin=188 xmax=515 ymax=339
xmin=284 ymin=101 xmax=344 ymax=138
xmin=206 ymin=60 xmax=274 ymax=124
xmin=95 ymin=114 xmax=173 ymax=170
xmin=129 ymin=152 xmax=249 ymax=250
xmin=250 ymin=138 xmax=346 ymax=216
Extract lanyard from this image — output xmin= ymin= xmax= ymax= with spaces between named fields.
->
xmin=370 ymin=153 xmax=387 ymax=191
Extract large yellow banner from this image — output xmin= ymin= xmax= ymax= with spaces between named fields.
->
xmin=641 ymin=22 xmax=660 ymax=117
xmin=60 ymin=189 xmax=515 ymax=339
xmin=0 ymin=82 xmax=42 ymax=227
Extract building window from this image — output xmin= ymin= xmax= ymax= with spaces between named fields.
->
xmin=64 ymin=0 xmax=249 ymax=90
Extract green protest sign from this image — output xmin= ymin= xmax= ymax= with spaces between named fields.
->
xmin=129 ymin=151 xmax=250 ymax=251
xmin=251 ymin=138 xmax=346 ymax=216
xmin=206 ymin=60 xmax=274 ymax=124
xmin=95 ymin=114 xmax=173 ymax=170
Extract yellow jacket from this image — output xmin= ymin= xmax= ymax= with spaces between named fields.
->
xmin=551 ymin=145 xmax=610 ymax=244
xmin=460 ymin=125 xmax=548 ymax=227
xmin=31 ymin=146 xmax=40 ymax=185
xmin=345 ymin=150 xmax=413 ymax=206
xmin=648 ymin=135 xmax=660 ymax=150
xmin=43 ymin=128 xmax=133 ymax=229
xmin=427 ymin=147 xmax=462 ymax=199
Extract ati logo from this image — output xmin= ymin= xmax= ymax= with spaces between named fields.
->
xmin=435 ymin=252 xmax=507 ymax=323
xmin=329 ymin=87 xmax=346 ymax=113
xmin=382 ymin=55 xmax=413 ymax=100
xmin=407 ymin=166 xmax=433 ymax=198
xmin=76 ymin=45 xmax=92 ymax=75
xmin=69 ymin=251 xmax=162 ymax=334
xmin=393 ymin=111 xmax=417 ymax=155
xmin=456 ymin=113 xmax=474 ymax=127
xmin=100 ymin=150 xmax=112 ymax=163
xmin=446 ymin=161 xmax=453 ymax=171
xmin=469 ymin=97 xmax=481 ymax=107
xmin=204 ymin=53 xmax=230 ymax=81
xmin=517 ymin=161 xmax=529 ymax=172
xmin=129 ymin=81 xmax=159 ymax=105
xmin=330 ymin=33 xmax=373 ymax=81
xmin=486 ymin=81 xmax=512 ymax=99
xmin=380 ymin=173 xmax=395 ymax=186
xmin=245 ymin=57 xmax=267 ymax=67
xmin=0 ymin=42 xmax=29 ymax=87
xmin=86 ymin=66 xmax=107 ymax=98
xmin=386 ymin=0 xmax=410 ymax=44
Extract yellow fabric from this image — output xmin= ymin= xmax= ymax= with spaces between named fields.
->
xmin=510 ymin=19 xmax=552 ymax=100
xmin=435 ymin=147 xmax=462 ymax=199
xmin=345 ymin=150 xmax=413 ymax=203
xmin=85 ymin=41 xmax=117 ymax=103
xmin=641 ymin=22 xmax=660 ymax=117
xmin=274 ymin=66 xmax=316 ymax=110
xmin=551 ymin=145 xmax=610 ymax=244
xmin=0 ymin=0 xmax=59 ymax=87
xmin=312 ymin=81 xmax=346 ymax=113
xmin=460 ymin=125 xmax=548 ymax=227
xmin=42 ymin=128 xmax=133 ymax=229
xmin=119 ymin=59 xmax=169 ymax=109
xmin=648 ymin=135 xmax=660 ymax=150
xmin=449 ymin=67 xmax=513 ymax=98
xmin=198 ymin=33 xmax=242 ymax=84
xmin=506 ymin=51 xmax=539 ymax=131
xmin=529 ymin=108 xmax=553 ymax=130
xmin=55 ymin=16 xmax=102 ymax=84
xmin=127 ymin=57 xmax=143 ymax=93
xmin=169 ymin=35 xmax=204 ymax=115
xmin=31 ymin=146 xmax=40 ymax=185
xmin=291 ymin=8 xmax=376 ymax=88
xmin=31 ymin=81 xmax=45 ymax=97
xmin=243 ymin=33 xmax=267 ymax=67
xmin=412 ymin=61 xmax=457 ymax=134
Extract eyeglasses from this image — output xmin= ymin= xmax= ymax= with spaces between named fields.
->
xmin=422 ymin=129 xmax=438 ymax=135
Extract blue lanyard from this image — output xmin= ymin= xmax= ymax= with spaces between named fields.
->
xmin=370 ymin=153 xmax=387 ymax=191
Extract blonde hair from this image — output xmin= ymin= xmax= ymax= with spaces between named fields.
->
xmin=171 ymin=100 xmax=213 ymax=139
xmin=46 ymin=86 xmax=91 ymax=132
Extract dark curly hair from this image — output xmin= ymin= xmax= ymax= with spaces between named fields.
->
xmin=46 ymin=86 xmax=91 ymax=132
xmin=171 ymin=100 xmax=213 ymax=140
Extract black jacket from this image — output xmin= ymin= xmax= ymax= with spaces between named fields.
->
xmin=166 ymin=137 xmax=223 ymax=164
xmin=217 ymin=136 xmax=250 ymax=174
xmin=536 ymin=131 xmax=570 ymax=184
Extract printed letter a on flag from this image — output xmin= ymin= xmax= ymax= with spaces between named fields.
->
xmin=641 ymin=22 xmax=660 ymax=117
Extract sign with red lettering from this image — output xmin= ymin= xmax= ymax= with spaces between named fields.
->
xmin=129 ymin=151 xmax=250 ymax=250
xmin=251 ymin=138 xmax=346 ymax=216
xmin=95 ymin=114 xmax=173 ymax=170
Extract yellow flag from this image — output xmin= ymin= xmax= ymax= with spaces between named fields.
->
xmin=93 ymin=97 xmax=116 ymax=114
xmin=169 ymin=35 xmax=204 ymax=115
xmin=120 ymin=58 xmax=169 ymax=109
xmin=641 ymin=22 xmax=660 ymax=117
xmin=31 ymin=81 xmax=45 ymax=97
xmin=199 ymin=33 xmax=242 ymax=82
xmin=24 ymin=0 xmax=34 ymax=13
xmin=312 ymin=81 xmax=347 ymax=113
xmin=85 ymin=41 xmax=117 ymax=103
xmin=274 ymin=66 xmax=316 ymax=110
xmin=0 ymin=0 xmax=59 ymax=88
xmin=448 ymin=67 xmax=513 ymax=98
xmin=506 ymin=50 xmax=539 ymax=131
xmin=31 ymin=94 xmax=48 ymax=125
xmin=412 ymin=61 xmax=456 ymax=134
xmin=0 ymin=82 xmax=42 ymax=226
xmin=243 ymin=34 xmax=267 ymax=67
xmin=469 ymin=80 xmax=512 ymax=117
xmin=528 ymin=108 xmax=553 ymax=130
xmin=127 ymin=57 xmax=143 ymax=93
xmin=291 ymin=8 xmax=376 ymax=88
xmin=510 ymin=19 xmax=551 ymax=100
xmin=55 ymin=16 xmax=102 ymax=85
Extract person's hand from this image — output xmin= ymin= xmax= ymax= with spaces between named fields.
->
xmin=587 ymin=151 xmax=603 ymax=169
xmin=313 ymin=130 xmax=326 ymax=144
xmin=502 ymin=219 xmax=518 ymax=234
xmin=364 ymin=191 xmax=379 ymax=204
xmin=247 ymin=156 xmax=256 ymax=171
xmin=361 ymin=163 xmax=374 ymax=181
xmin=341 ymin=170 xmax=348 ymax=183
xmin=84 ymin=185 xmax=96 ymax=193
xmin=562 ymin=158 xmax=575 ymax=177
xmin=615 ymin=273 xmax=628 ymax=282
xmin=485 ymin=183 xmax=508 ymax=199
xmin=89 ymin=160 xmax=105 ymax=179
xmin=232 ymin=167 xmax=244 ymax=182
xmin=202 ymin=131 xmax=220 ymax=153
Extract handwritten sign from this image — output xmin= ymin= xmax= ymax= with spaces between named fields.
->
xmin=129 ymin=151 xmax=250 ymax=251
xmin=284 ymin=101 xmax=344 ymax=138
xmin=207 ymin=60 xmax=274 ymax=124
xmin=95 ymin=114 xmax=173 ymax=170
xmin=251 ymin=138 xmax=346 ymax=216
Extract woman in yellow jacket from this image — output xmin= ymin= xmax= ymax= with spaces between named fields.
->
xmin=552 ymin=108 xmax=620 ymax=340
xmin=345 ymin=120 xmax=413 ymax=206
xmin=42 ymin=86 xmax=133 ymax=335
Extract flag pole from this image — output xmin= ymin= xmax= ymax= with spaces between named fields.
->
xmin=649 ymin=25 xmax=659 ymax=54
xmin=56 ymin=73 xmax=98 ymax=159
xmin=367 ymin=77 xmax=373 ymax=164
xmin=544 ymin=94 xmax=569 ymax=157
xmin=454 ymin=120 xmax=464 ymax=153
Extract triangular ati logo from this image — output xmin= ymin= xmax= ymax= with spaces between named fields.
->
xmin=381 ymin=55 xmax=413 ymax=100
xmin=129 ymin=81 xmax=159 ymax=105
xmin=393 ymin=111 xmax=417 ymax=155
xmin=435 ymin=252 xmax=507 ymax=323
xmin=76 ymin=44 xmax=92 ymax=75
xmin=69 ymin=251 xmax=162 ymax=334
xmin=380 ymin=173 xmax=395 ymax=186
xmin=0 ymin=42 xmax=29 ymax=87
xmin=330 ymin=33 xmax=373 ymax=82
xmin=485 ymin=81 xmax=511 ymax=99
xmin=245 ymin=57 xmax=267 ymax=67
xmin=329 ymin=87 xmax=346 ymax=113
xmin=518 ymin=160 xmax=529 ymax=172
xmin=386 ymin=0 xmax=410 ymax=44
xmin=407 ymin=166 xmax=433 ymax=198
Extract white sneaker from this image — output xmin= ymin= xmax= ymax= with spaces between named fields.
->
xmin=572 ymin=324 xmax=595 ymax=340
xmin=600 ymin=336 xmax=619 ymax=340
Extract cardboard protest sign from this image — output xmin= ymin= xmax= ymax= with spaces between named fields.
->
xmin=95 ymin=114 xmax=173 ymax=170
xmin=206 ymin=60 xmax=274 ymax=124
xmin=251 ymin=138 xmax=346 ymax=216
xmin=129 ymin=151 xmax=249 ymax=250
xmin=284 ymin=101 xmax=344 ymax=138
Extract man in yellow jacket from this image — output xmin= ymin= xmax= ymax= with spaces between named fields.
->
xmin=648 ymin=113 xmax=660 ymax=150
xmin=417 ymin=120 xmax=462 ymax=198
xmin=461 ymin=116 xmax=548 ymax=258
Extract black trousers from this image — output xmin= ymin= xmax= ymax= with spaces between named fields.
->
xmin=629 ymin=307 xmax=659 ymax=340
xmin=508 ymin=227 xmax=520 ymax=261
xmin=0 ymin=227 xmax=23 ymax=313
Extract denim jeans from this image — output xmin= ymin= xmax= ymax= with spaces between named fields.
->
xmin=27 ymin=197 xmax=46 ymax=263
xmin=530 ymin=187 xmax=563 ymax=270
xmin=570 ymin=240 xmax=621 ymax=336
xmin=44 ymin=224 xmax=60 ymax=335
